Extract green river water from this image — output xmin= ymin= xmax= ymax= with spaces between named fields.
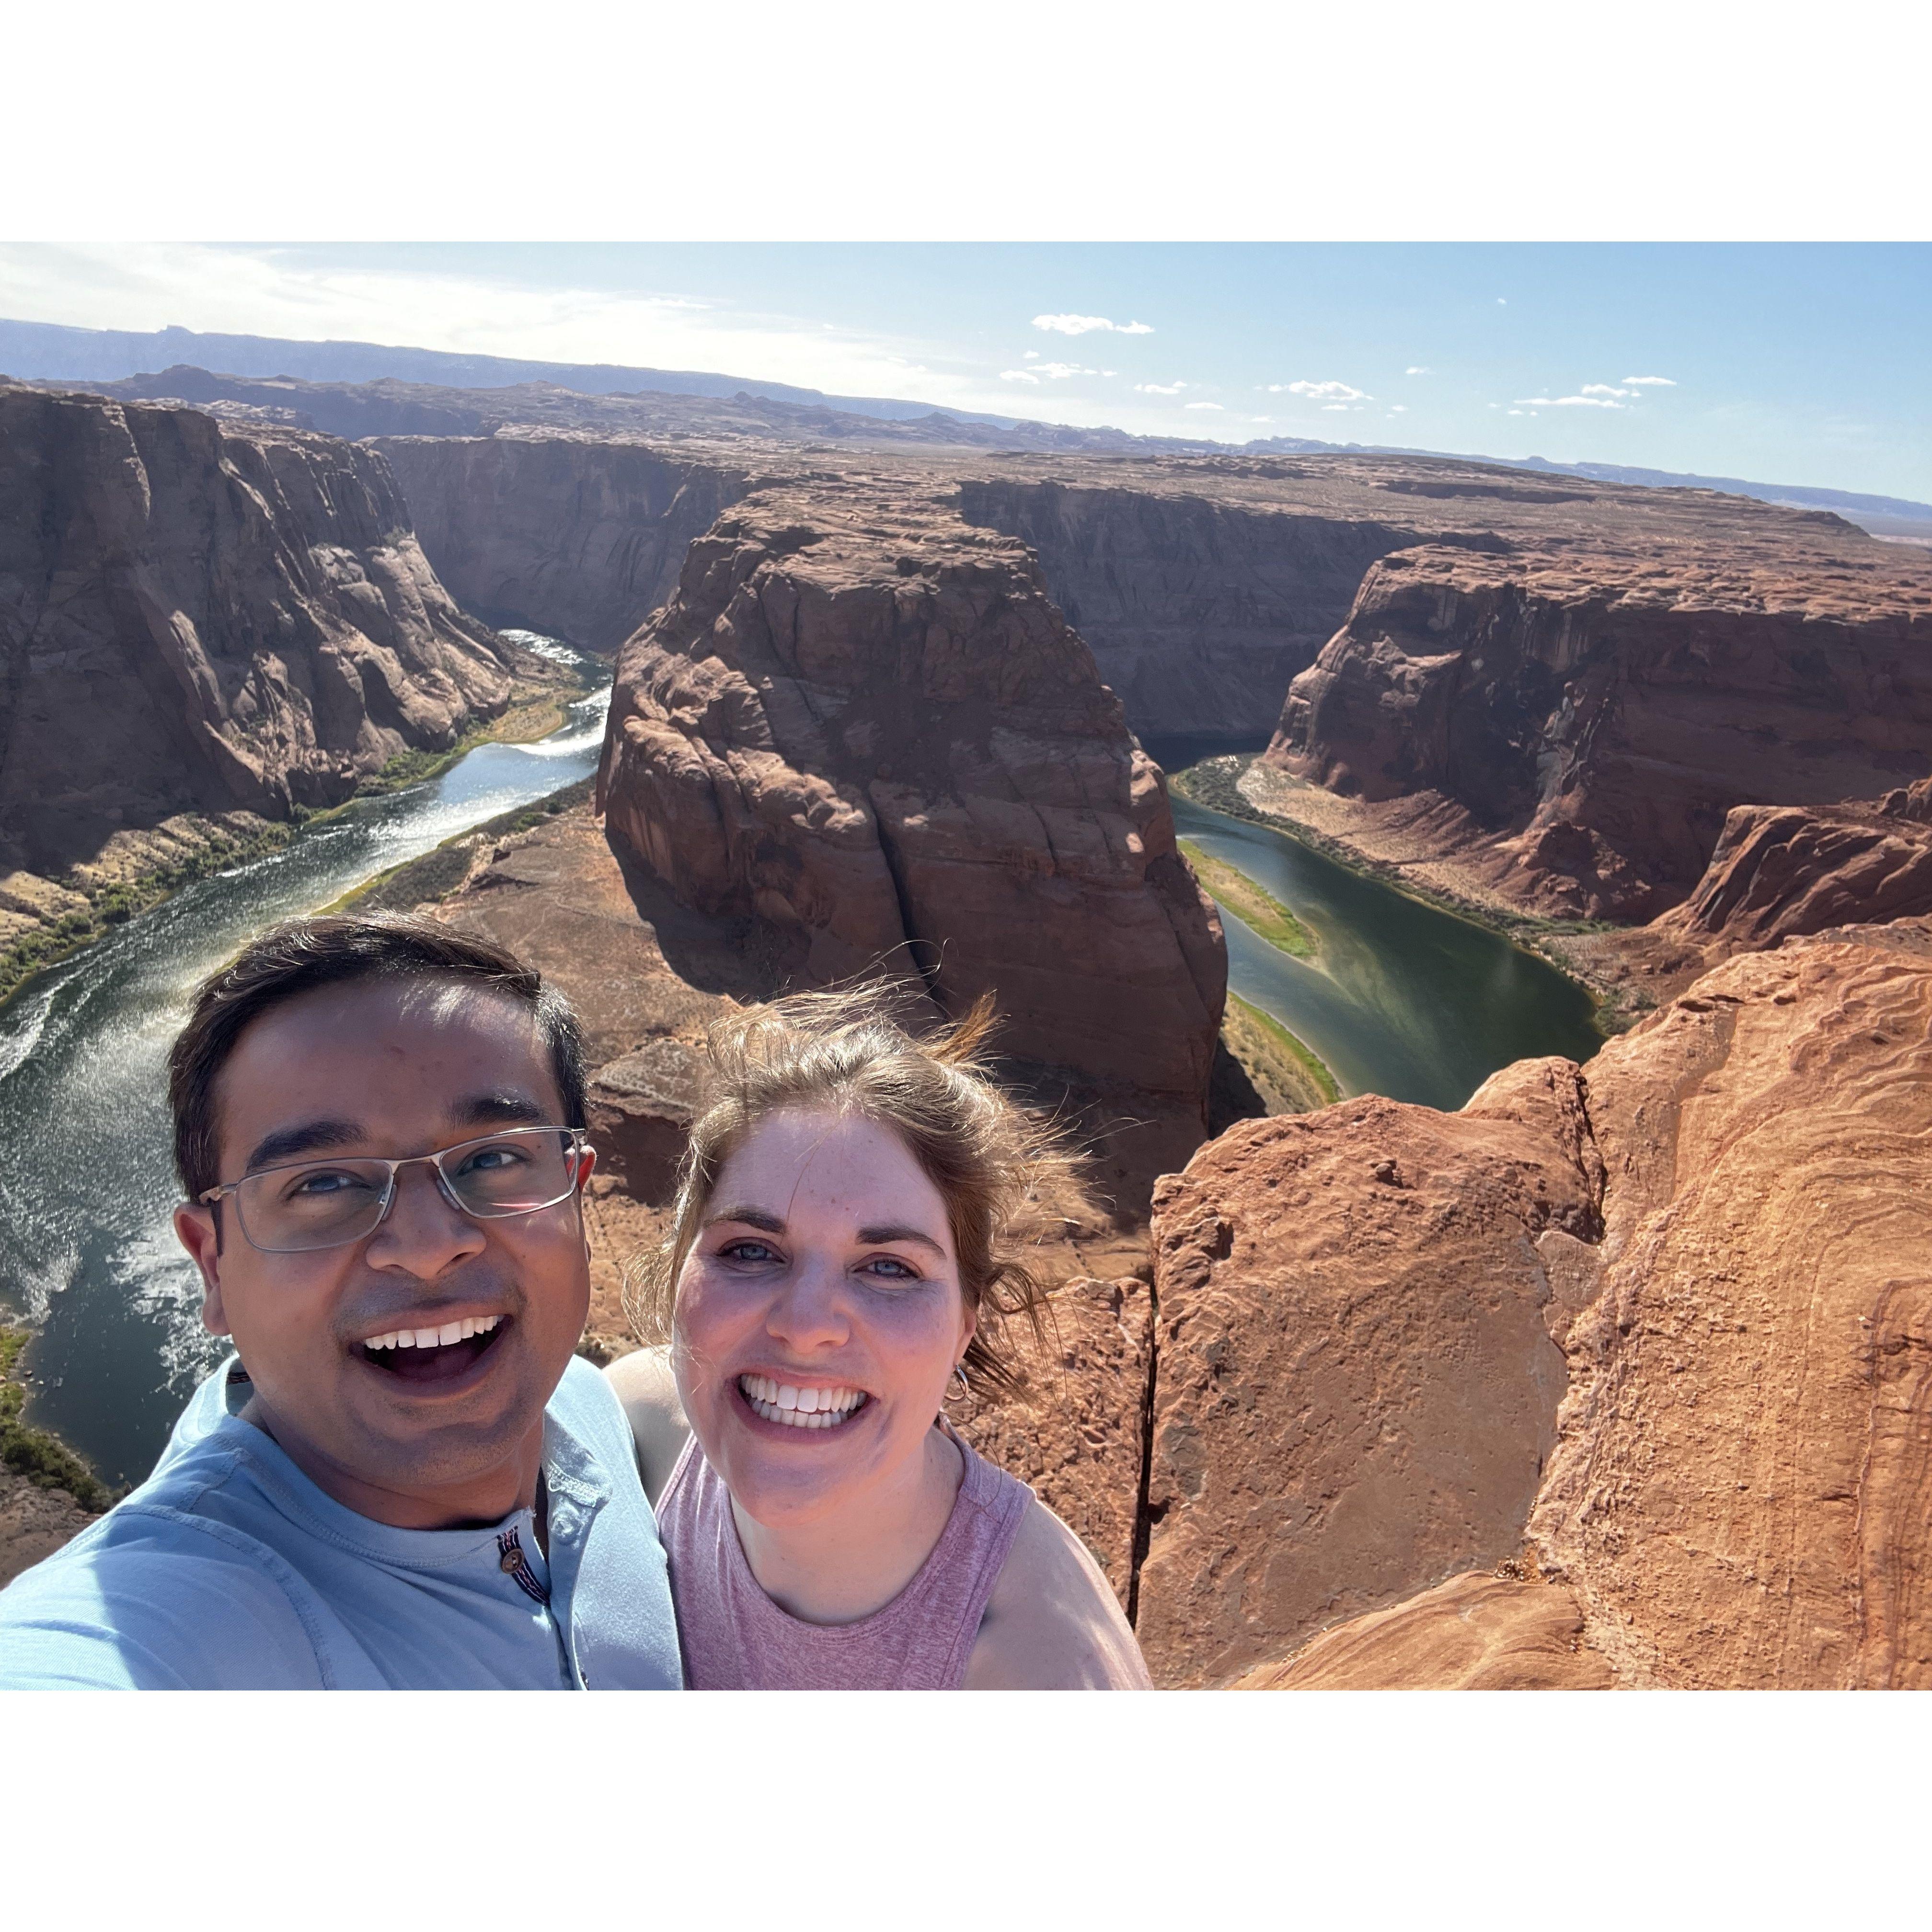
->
xmin=2 ymin=717 xmax=1602 ymax=1491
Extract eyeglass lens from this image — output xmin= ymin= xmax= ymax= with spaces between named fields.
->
xmin=230 ymin=1129 xmax=581 ymax=1253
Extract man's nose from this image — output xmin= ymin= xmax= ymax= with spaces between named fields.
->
xmin=361 ymin=1162 xmax=487 ymax=1277
xmin=764 ymin=1255 xmax=851 ymax=1351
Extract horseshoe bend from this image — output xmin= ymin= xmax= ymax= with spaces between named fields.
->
xmin=1 ymin=371 xmax=1928 ymax=1686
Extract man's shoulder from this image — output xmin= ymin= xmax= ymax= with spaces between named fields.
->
xmin=547 ymin=1353 xmax=644 ymax=1480
xmin=0 ymin=1483 xmax=331 ymax=1690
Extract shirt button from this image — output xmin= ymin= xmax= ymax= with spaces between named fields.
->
xmin=500 ymin=1548 xmax=524 ymax=1573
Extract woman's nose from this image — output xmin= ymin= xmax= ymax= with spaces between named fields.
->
xmin=764 ymin=1255 xmax=851 ymax=1350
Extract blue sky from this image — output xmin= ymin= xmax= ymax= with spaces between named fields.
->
xmin=4 ymin=243 xmax=1928 ymax=499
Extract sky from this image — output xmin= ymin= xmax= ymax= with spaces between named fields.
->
xmin=3 ymin=242 xmax=1928 ymax=500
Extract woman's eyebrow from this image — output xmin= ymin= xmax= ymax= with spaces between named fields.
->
xmin=704 ymin=1206 xmax=786 ymax=1233
xmin=857 ymin=1223 xmax=947 ymax=1255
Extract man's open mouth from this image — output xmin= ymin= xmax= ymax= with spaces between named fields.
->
xmin=737 ymin=1374 xmax=869 ymax=1430
xmin=359 ymin=1314 xmax=509 ymax=1385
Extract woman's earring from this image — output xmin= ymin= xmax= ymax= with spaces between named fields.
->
xmin=948 ymin=1363 xmax=971 ymax=1403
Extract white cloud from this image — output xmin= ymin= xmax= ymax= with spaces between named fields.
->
xmin=1515 ymin=394 xmax=1624 ymax=409
xmin=0 ymin=241 xmax=1026 ymax=418
xmin=1266 ymin=379 xmax=1371 ymax=401
xmin=1000 ymin=359 xmax=1100 ymax=383
xmin=1023 ymin=349 xmax=1039 ymax=359
xmin=1185 ymin=401 xmax=1224 ymax=410
xmin=1580 ymin=382 xmax=1635 ymax=398
xmin=1496 ymin=297 xmax=1507 ymax=305
xmin=1322 ymin=403 xmax=1350 ymax=412
xmin=1404 ymin=366 xmax=1431 ymax=375
xmin=1388 ymin=404 xmax=1407 ymax=413
xmin=1507 ymin=408 xmax=1526 ymax=415
xmin=1622 ymin=374 xmax=1677 ymax=386
xmin=1032 ymin=312 xmax=1154 ymax=336
xmin=1134 ymin=380 xmax=1187 ymax=395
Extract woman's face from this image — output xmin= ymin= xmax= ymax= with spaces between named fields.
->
xmin=671 ymin=1108 xmax=974 ymax=1532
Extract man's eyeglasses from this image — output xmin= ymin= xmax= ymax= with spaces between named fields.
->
xmin=198 ymin=1127 xmax=591 ymax=1254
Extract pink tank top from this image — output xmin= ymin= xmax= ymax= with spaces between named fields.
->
xmin=656 ymin=1426 xmax=1032 ymax=1690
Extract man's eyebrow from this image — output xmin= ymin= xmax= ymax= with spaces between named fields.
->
xmin=243 ymin=1119 xmax=366 ymax=1173
xmin=702 ymin=1207 xmax=786 ymax=1233
xmin=450 ymin=1092 xmax=551 ymax=1127
xmin=857 ymin=1223 xmax=947 ymax=1255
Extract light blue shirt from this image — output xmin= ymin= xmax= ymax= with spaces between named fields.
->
xmin=0 ymin=1355 xmax=681 ymax=1690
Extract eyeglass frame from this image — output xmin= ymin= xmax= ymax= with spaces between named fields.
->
xmin=196 ymin=1124 xmax=593 ymax=1254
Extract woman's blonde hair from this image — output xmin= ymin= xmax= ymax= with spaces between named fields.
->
xmin=625 ymin=984 xmax=1087 ymax=1403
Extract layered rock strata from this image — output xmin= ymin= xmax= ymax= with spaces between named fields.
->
xmin=596 ymin=485 xmax=1227 ymax=1119
xmin=954 ymin=478 xmax=1443 ymax=741
xmin=0 ymin=384 xmax=524 ymax=887
xmin=376 ymin=433 xmax=756 ymax=650
xmin=1269 ymin=541 xmax=1932 ymax=920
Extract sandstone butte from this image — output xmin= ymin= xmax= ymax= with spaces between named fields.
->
xmin=0 ymin=383 xmax=552 ymax=969
xmin=594 ymin=481 xmax=1228 ymax=1142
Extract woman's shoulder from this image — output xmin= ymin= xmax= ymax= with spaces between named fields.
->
xmin=601 ymin=1345 xmax=692 ymax=1508
xmin=962 ymin=1493 xmax=1155 ymax=1690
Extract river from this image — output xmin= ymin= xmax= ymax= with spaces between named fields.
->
xmin=0 ymin=641 xmax=609 ymax=1488
xmin=1152 ymin=741 xmax=1605 ymax=1114
xmin=5 ymin=710 xmax=1601 ymax=1492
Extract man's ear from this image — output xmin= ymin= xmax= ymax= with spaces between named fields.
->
xmin=174 ymin=1203 xmax=232 ymax=1336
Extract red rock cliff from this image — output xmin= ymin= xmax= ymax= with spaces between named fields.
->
xmin=0 ymin=385 xmax=521 ymax=880
xmin=1268 ymin=540 xmax=1932 ymax=919
xmin=596 ymin=484 xmax=1227 ymax=1113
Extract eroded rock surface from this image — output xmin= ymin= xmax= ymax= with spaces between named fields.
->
xmin=1270 ymin=540 xmax=1932 ymax=919
xmin=596 ymin=483 xmax=1227 ymax=1118
xmin=0 ymin=384 xmax=524 ymax=884
xmin=1134 ymin=1064 xmax=1600 ymax=1685
xmin=1145 ymin=916 xmax=1932 ymax=1688
xmin=1231 ymin=1569 xmax=1617 ymax=1690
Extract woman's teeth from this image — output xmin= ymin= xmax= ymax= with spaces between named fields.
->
xmin=739 ymin=1374 xmax=867 ymax=1429
xmin=363 ymin=1314 xmax=503 ymax=1353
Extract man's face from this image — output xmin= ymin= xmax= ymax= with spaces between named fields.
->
xmin=172 ymin=976 xmax=594 ymax=1525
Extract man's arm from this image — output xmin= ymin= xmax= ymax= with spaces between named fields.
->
xmin=0 ymin=1518 xmax=329 ymax=1690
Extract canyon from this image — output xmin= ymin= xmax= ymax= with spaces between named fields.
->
xmin=2 ymin=368 xmax=1927 ymax=1691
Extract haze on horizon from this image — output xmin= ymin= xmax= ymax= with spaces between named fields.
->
xmin=2 ymin=242 xmax=1927 ymax=502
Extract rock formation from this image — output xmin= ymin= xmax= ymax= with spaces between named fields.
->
xmin=1270 ymin=540 xmax=1932 ymax=920
xmin=375 ymin=433 xmax=756 ymax=651
xmin=1137 ymin=914 xmax=1931 ymax=1688
xmin=0 ymin=384 xmax=526 ymax=887
xmin=596 ymin=483 xmax=1227 ymax=1122
xmin=954 ymin=477 xmax=1435 ymax=742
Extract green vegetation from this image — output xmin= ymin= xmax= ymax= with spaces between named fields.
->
xmin=1180 ymin=838 xmax=1316 ymax=958
xmin=0 ymin=819 xmax=295 ymax=1009
xmin=0 ymin=1327 xmax=116 ymax=1512
xmin=1223 ymin=994 xmax=1340 ymax=1112
xmin=348 ymin=689 xmax=578 ymax=801
xmin=325 ymin=778 xmax=593 ymax=916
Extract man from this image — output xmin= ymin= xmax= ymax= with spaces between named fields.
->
xmin=0 ymin=915 xmax=681 ymax=1689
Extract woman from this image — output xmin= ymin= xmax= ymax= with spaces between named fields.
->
xmin=605 ymin=987 xmax=1152 ymax=1690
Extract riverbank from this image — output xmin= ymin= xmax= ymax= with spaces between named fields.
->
xmin=1180 ymin=839 xmax=1316 ymax=958
xmin=1223 ymin=994 xmax=1339 ymax=1112
xmin=0 ymin=671 xmax=583 ymax=1017
xmin=1173 ymin=756 xmax=1643 ymax=1034
xmin=1 ymin=1328 xmax=115 ymax=1515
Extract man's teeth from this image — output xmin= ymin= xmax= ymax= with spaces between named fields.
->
xmin=362 ymin=1314 xmax=503 ymax=1353
xmin=738 ymin=1374 xmax=867 ymax=1429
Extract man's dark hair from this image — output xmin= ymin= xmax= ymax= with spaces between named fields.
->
xmin=168 ymin=914 xmax=587 ymax=1198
